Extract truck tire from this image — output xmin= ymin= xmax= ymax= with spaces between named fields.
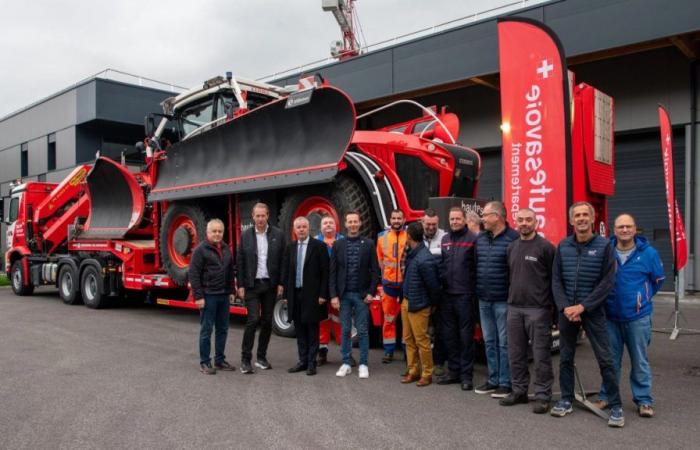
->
xmin=58 ymin=265 xmax=82 ymax=305
xmin=81 ymin=265 xmax=107 ymax=309
xmin=278 ymin=175 xmax=376 ymax=239
xmin=272 ymin=297 xmax=295 ymax=338
xmin=11 ymin=260 xmax=34 ymax=296
xmin=160 ymin=203 xmax=207 ymax=286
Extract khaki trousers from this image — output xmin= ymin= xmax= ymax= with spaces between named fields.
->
xmin=401 ymin=300 xmax=433 ymax=378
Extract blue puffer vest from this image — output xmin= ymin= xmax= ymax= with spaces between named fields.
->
xmin=557 ymin=234 xmax=612 ymax=309
xmin=475 ymin=225 xmax=519 ymax=302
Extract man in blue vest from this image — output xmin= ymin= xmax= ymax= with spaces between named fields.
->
xmin=550 ymin=201 xmax=624 ymax=427
xmin=595 ymin=213 xmax=664 ymax=418
xmin=474 ymin=201 xmax=519 ymax=398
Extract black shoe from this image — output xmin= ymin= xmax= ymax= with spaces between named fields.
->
xmin=499 ymin=392 xmax=529 ymax=406
xmin=532 ymin=399 xmax=550 ymax=414
xmin=200 ymin=363 xmax=216 ymax=375
xmin=349 ymin=355 xmax=358 ymax=367
xmin=461 ymin=382 xmax=474 ymax=391
xmin=382 ymin=353 xmax=394 ymax=364
xmin=240 ymin=360 xmax=255 ymax=374
xmin=306 ymin=366 xmax=317 ymax=376
xmin=214 ymin=360 xmax=235 ymax=371
xmin=436 ymin=376 xmax=460 ymax=385
xmin=491 ymin=386 xmax=512 ymax=399
xmin=255 ymin=357 xmax=272 ymax=370
xmin=474 ymin=383 xmax=498 ymax=395
xmin=288 ymin=362 xmax=307 ymax=373
xmin=317 ymin=349 xmax=328 ymax=366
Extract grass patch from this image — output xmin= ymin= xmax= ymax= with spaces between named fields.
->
xmin=0 ymin=274 xmax=10 ymax=287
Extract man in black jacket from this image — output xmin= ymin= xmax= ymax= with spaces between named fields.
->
xmin=330 ymin=211 xmax=380 ymax=379
xmin=501 ymin=208 xmax=556 ymax=413
xmin=550 ymin=202 xmax=623 ymax=428
xmin=189 ymin=219 xmax=236 ymax=374
xmin=282 ymin=217 xmax=330 ymax=376
xmin=401 ymin=222 xmax=442 ymax=387
xmin=236 ymin=203 xmax=286 ymax=374
xmin=437 ymin=207 xmax=478 ymax=391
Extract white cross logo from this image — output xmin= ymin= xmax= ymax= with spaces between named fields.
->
xmin=537 ymin=59 xmax=554 ymax=79
xmin=666 ymin=135 xmax=671 ymax=146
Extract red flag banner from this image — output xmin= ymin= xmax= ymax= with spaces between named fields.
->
xmin=658 ymin=106 xmax=688 ymax=271
xmin=498 ymin=18 xmax=570 ymax=243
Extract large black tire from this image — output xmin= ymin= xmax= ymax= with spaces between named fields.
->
xmin=81 ymin=265 xmax=107 ymax=309
xmin=272 ymin=297 xmax=295 ymax=338
xmin=58 ymin=265 xmax=82 ymax=305
xmin=10 ymin=260 xmax=34 ymax=296
xmin=278 ymin=175 xmax=376 ymax=239
xmin=160 ymin=203 xmax=208 ymax=286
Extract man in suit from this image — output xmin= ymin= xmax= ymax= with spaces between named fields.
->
xmin=330 ymin=211 xmax=380 ymax=379
xmin=283 ymin=216 xmax=330 ymax=376
xmin=236 ymin=203 xmax=286 ymax=374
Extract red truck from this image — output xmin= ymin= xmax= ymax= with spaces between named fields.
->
xmin=4 ymin=73 xmax=480 ymax=339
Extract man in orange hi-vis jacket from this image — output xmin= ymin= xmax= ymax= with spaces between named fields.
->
xmin=377 ymin=209 xmax=408 ymax=363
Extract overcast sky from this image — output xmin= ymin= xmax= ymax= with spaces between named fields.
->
xmin=0 ymin=0 xmax=545 ymax=118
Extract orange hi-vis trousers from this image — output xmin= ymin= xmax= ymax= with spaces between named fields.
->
xmin=319 ymin=304 xmax=342 ymax=348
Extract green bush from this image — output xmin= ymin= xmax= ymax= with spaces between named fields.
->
xmin=0 ymin=274 xmax=10 ymax=287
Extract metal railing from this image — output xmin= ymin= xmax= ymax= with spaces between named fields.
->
xmin=257 ymin=0 xmax=550 ymax=82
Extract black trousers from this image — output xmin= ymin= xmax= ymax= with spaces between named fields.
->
xmin=507 ymin=305 xmax=554 ymax=400
xmin=439 ymin=293 xmax=475 ymax=383
xmin=241 ymin=279 xmax=276 ymax=362
xmin=293 ymin=289 xmax=320 ymax=368
xmin=558 ymin=309 xmax=621 ymax=407
xmin=431 ymin=305 xmax=448 ymax=366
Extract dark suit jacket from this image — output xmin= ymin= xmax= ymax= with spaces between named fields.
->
xmin=329 ymin=236 xmax=380 ymax=299
xmin=236 ymin=225 xmax=286 ymax=289
xmin=281 ymin=237 xmax=330 ymax=324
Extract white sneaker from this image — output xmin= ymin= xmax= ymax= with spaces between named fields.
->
xmin=336 ymin=364 xmax=352 ymax=377
xmin=358 ymin=364 xmax=369 ymax=379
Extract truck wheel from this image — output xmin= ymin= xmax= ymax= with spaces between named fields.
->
xmin=160 ymin=203 xmax=207 ymax=286
xmin=278 ymin=175 xmax=376 ymax=239
xmin=11 ymin=260 xmax=34 ymax=296
xmin=81 ymin=265 xmax=107 ymax=309
xmin=272 ymin=297 xmax=296 ymax=338
xmin=59 ymin=265 xmax=82 ymax=305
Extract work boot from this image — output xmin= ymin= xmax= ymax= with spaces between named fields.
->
xmin=532 ymin=399 xmax=550 ymax=414
xmin=306 ymin=366 xmax=317 ymax=376
xmin=382 ymin=353 xmax=394 ymax=364
xmin=461 ymin=382 xmax=473 ymax=391
xmin=499 ymin=392 xmax=528 ymax=406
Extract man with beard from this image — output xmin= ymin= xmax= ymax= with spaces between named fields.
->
xmin=376 ymin=209 xmax=408 ymax=363
xmin=500 ymin=208 xmax=556 ymax=413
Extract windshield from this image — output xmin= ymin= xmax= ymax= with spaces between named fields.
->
xmin=180 ymin=100 xmax=215 ymax=136
xmin=8 ymin=197 xmax=19 ymax=223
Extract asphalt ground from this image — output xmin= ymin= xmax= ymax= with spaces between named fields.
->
xmin=1 ymin=287 xmax=699 ymax=449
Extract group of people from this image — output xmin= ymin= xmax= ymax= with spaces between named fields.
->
xmin=188 ymin=200 xmax=664 ymax=428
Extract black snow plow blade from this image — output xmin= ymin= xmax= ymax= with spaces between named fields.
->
xmin=149 ymin=86 xmax=356 ymax=202
xmin=82 ymin=157 xmax=146 ymax=239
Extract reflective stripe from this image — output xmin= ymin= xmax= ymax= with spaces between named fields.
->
xmin=384 ymin=314 xmax=395 ymax=321
xmin=382 ymin=259 xmax=399 ymax=268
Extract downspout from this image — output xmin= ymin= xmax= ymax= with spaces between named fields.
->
xmin=690 ymin=59 xmax=698 ymax=292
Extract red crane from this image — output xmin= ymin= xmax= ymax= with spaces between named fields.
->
xmin=322 ymin=0 xmax=361 ymax=60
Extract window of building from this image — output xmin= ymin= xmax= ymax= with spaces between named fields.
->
xmin=21 ymin=143 xmax=28 ymax=178
xmin=48 ymin=133 xmax=56 ymax=171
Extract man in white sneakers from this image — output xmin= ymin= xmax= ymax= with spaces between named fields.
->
xmin=329 ymin=211 xmax=380 ymax=379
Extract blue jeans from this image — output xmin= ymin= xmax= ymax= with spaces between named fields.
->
xmin=199 ymin=294 xmax=230 ymax=365
xmin=479 ymin=300 xmax=510 ymax=387
xmin=340 ymin=292 xmax=369 ymax=365
xmin=598 ymin=315 xmax=653 ymax=406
